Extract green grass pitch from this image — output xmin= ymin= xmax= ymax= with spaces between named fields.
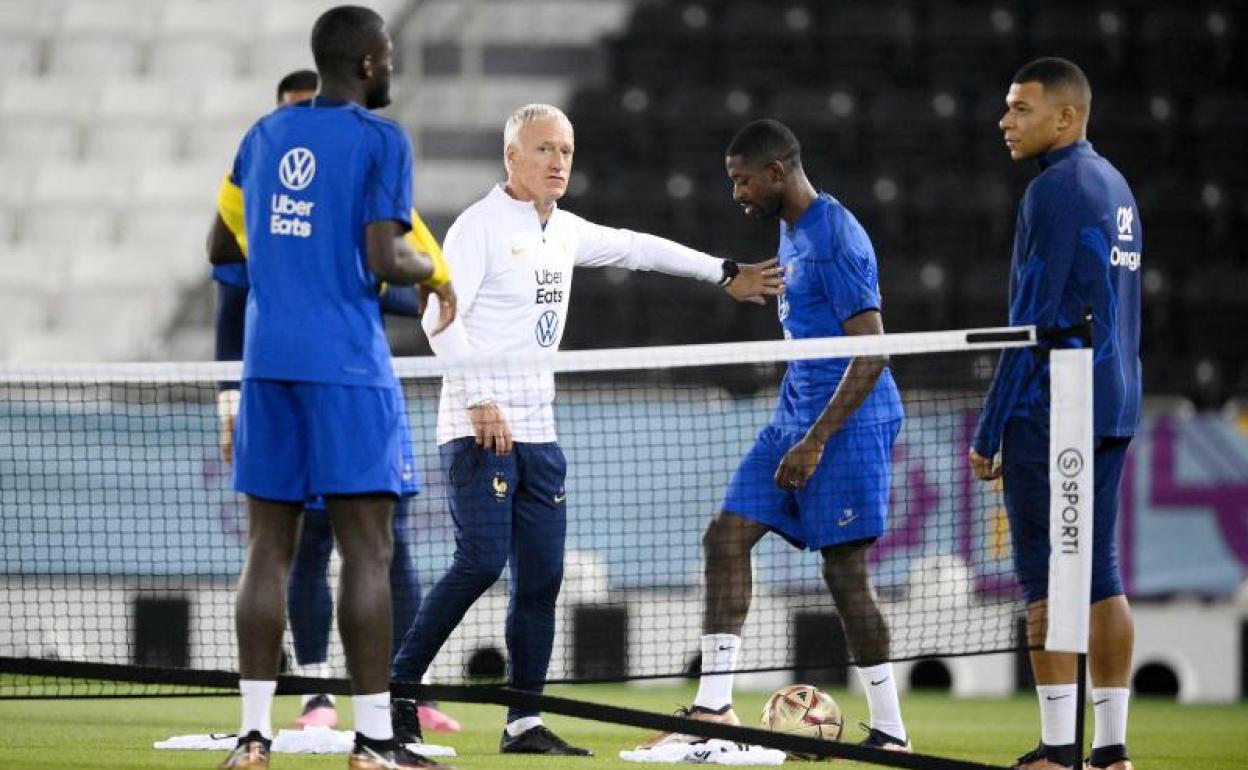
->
xmin=1 ymin=682 xmax=1245 ymax=769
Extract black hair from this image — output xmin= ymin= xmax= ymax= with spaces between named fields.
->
xmin=1012 ymin=57 xmax=1091 ymax=103
xmin=275 ymin=69 xmax=319 ymax=102
xmin=726 ymin=118 xmax=802 ymax=169
xmin=310 ymin=5 xmax=384 ymax=72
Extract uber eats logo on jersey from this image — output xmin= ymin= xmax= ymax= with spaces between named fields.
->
xmin=271 ymin=147 xmax=316 ymax=238
xmin=534 ymin=268 xmax=564 ymax=305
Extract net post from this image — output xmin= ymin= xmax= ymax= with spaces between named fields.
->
xmin=1045 ymin=311 xmax=1095 ymax=761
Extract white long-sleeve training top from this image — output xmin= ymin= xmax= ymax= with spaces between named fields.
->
xmin=421 ymin=184 xmax=726 ymax=444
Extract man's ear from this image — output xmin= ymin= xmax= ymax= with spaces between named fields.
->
xmin=1057 ymin=103 xmax=1079 ymax=132
xmin=766 ymin=159 xmax=787 ymax=183
xmin=361 ymin=54 xmax=374 ymax=80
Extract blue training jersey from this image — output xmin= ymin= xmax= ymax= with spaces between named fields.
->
xmin=230 ymin=98 xmax=414 ymax=386
xmin=771 ymin=193 xmax=904 ymax=433
xmin=973 ymin=140 xmax=1142 ymax=457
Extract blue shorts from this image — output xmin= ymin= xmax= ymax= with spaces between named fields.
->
xmin=722 ymin=420 xmax=901 ymax=550
xmin=234 ymin=379 xmax=404 ymax=502
xmin=1002 ymin=416 xmax=1131 ymax=605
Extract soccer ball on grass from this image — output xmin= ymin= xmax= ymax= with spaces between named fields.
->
xmin=759 ymin=684 xmax=843 ymax=759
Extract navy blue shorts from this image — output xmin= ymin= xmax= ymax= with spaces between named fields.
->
xmin=1002 ymin=416 xmax=1131 ymax=605
xmin=234 ymin=379 xmax=404 ymax=502
xmin=722 ymin=420 xmax=901 ymax=550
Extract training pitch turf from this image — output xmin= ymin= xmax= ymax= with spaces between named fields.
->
xmin=0 ymin=682 xmax=1244 ymax=769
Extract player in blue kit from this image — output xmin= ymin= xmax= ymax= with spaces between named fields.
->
xmin=641 ymin=119 xmax=910 ymax=754
xmin=207 ymin=6 xmax=456 ymax=770
xmin=970 ymin=59 xmax=1140 ymax=770
xmin=212 ymin=69 xmax=458 ymax=734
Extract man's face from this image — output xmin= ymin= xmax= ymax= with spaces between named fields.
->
xmin=999 ymin=81 xmax=1068 ymax=161
xmin=507 ymin=117 xmax=575 ymax=203
xmin=362 ymin=34 xmax=394 ymax=110
xmin=725 ymin=155 xmax=784 ymax=221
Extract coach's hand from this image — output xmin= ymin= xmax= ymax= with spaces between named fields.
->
xmin=420 ymin=280 xmax=458 ymax=336
xmin=775 ymin=434 xmax=824 ymax=490
xmin=469 ymin=401 xmax=513 ymax=456
xmin=968 ymin=447 xmax=1002 ymax=481
xmin=725 ymin=257 xmax=784 ymax=305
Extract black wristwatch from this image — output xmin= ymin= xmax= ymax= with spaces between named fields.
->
xmin=719 ymin=259 xmax=740 ymax=286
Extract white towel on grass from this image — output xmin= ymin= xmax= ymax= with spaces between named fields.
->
xmin=153 ymin=727 xmax=455 ymax=756
xmin=620 ymin=739 xmax=786 ymax=765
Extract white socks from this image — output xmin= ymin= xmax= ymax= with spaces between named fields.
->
xmin=353 ymin=692 xmax=393 ymax=742
xmin=1092 ymin=687 xmax=1130 ymax=748
xmin=293 ymin=662 xmax=335 ymax=707
xmin=694 ymin=634 xmax=740 ymax=710
xmin=855 ymin=663 xmax=906 ymax=743
xmin=1037 ymin=684 xmax=1078 ymax=746
xmin=239 ymin=679 xmax=277 ymax=739
xmin=505 ymin=716 xmax=544 ymax=736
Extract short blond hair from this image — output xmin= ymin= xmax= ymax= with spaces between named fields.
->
xmin=503 ymin=103 xmax=572 ymax=152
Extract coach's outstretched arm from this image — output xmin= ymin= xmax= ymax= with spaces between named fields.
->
xmin=572 ymin=221 xmax=783 ymax=303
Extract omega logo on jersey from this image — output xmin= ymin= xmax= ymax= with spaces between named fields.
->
xmin=534 ymin=268 xmax=564 ymax=305
xmin=279 ymin=147 xmax=317 ymax=191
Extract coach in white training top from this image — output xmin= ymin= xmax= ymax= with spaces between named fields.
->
xmin=390 ymin=104 xmax=782 ymax=756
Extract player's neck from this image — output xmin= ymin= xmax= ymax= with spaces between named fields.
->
xmin=780 ymin=178 xmax=819 ymax=226
xmin=317 ymin=78 xmax=365 ymax=107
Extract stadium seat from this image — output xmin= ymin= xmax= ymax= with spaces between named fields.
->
xmin=133 ymin=162 xmax=220 ymax=209
xmin=1191 ymin=92 xmax=1248 ymax=183
xmin=97 ymin=78 xmax=197 ymax=121
xmin=910 ymin=173 xmax=1012 ymax=267
xmin=198 ymin=77 xmax=284 ymax=123
xmin=715 ymin=1 xmax=821 ymax=88
xmin=0 ymin=117 xmax=80 ymax=162
xmin=16 ymin=206 xmax=117 ymax=250
xmin=400 ymin=77 xmax=571 ymax=130
xmin=117 ymin=206 xmax=211 ymax=282
xmin=82 ymin=121 xmax=181 ymax=163
xmin=767 ymin=87 xmax=866 ymax=175
xmin=29 ymin=162 xmax=133 ymax=207
xmin=148 ymin=38 xmax=243 ymax=79
xmin=922 ymin=3 xmax=1021 ymax=87
xmin=820 ymin=2 xmax=919 ymax=86
xmin=183 ymin=120 xmax=249 ymax=167
xmin=605 ymin=1 xmax=717 ymax=88
xmin=1136 ymin=175 xmax=1212 ymax=268
xmin=0 ymin=246 xmax=70 ymax=293
xmin=0 ymin=77 xmax=98 ymax=121
xmin=414 ymin=161 xmax=504 ymax=218
xmin=0 ymin=34 xmax=44 ymax=76
xmin=865 ymin=88 xmax=967 ymax=167
xmin=655 ymin=86 xmax=760 ymax=161
xmin=1086 ymin=91 xmax=1181 ymax=185
xmin=0 ymin=0 xmax=60 ymax=35
xmin=246 ymin=35 xmax=316 ymax=80
xmin=158 ymin=0 xmax=256 ymax=41
xmin=1138 ymin=7 xmax=1238 ymax=88
xmin=67 ymin=245 xmax=181 ymax=288
xmin=565 ymin=87 xmax=659 ymax=168
xmin=1027 ymin=5 xmax=1129 ymax=85
xmin=59 ymin=0 xmax=161 ymax=35
xmin=45 ymin=35 xmax=145 ymax=77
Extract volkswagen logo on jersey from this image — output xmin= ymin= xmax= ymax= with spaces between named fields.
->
xmin=278 ymin=147 xmax=317 ymax=191
xmin=535 ymin=310 xmax=559 ymax=347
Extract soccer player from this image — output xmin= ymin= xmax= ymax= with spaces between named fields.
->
xmin=970 ymin=58 xmax=1140 ymax=770
xmin=390 ymin=103 xmax=783 ymax=756
xmin=207 ymin=6 xmax=456 ymax=769
xmin=641 ymin=119 xmax=910 ymax=754
xmin=213 ymin=70 xmax=460 ymax=737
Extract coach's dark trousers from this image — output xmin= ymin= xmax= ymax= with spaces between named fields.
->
xmin=392 ymin=438 xmax=567 ymax=720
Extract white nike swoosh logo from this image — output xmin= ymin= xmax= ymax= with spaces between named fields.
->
xmin=554 ymin=493 xmax=567 ymax=503
xmin=838 ymin=515 xmax=858 ymax=527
